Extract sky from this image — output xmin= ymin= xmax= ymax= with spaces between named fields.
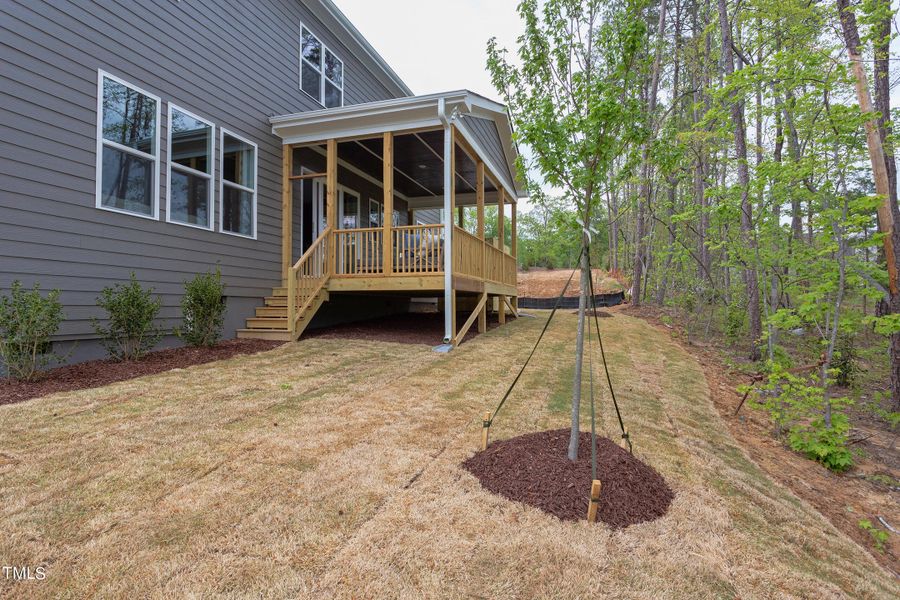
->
xmin=334 ymin=0 xmax=522 ymax=100
xmin=334 ymin=0 xmax=900 ymax=207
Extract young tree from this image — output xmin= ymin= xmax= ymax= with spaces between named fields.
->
xmin=488 ymin=0 xmax=649 ymax=459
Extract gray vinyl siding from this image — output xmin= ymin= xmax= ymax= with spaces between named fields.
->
xmin=414 ymin=209 xmax=443 ymax=225
xmin=0 ymin=0 xmax=406 ymax=343
xmin=460 ymin=115 xmax=514 ymax=188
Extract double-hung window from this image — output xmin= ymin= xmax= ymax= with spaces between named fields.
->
xmin=220 ymin=130 xmax=257 ymax=238
xmin=96 ymin=71 xmax=160 ymax=218
xmin=167 ymin=105 xmax=214 ymax=229
xmin=300 ymin=26 xmax=344 ymax=108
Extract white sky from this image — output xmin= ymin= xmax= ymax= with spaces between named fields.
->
xmin=334 ymin=0 xmax=522 ymax=100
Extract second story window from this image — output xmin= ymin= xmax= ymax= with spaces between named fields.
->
xmin=301 ymin=26 xmax=343 ymax=108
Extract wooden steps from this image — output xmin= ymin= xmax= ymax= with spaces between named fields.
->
xmin=236 ymin=286 xmax=328 ymax=341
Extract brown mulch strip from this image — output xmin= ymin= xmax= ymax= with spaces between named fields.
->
xmin=463 ymin=428 xmax=674 ymax=528
xmin=305 ymin=311 xmax=511 ymax=346
xmin=0 ymin=339 xmax=283 ymax=406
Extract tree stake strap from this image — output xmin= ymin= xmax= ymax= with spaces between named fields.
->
xmin=485 ymin=248 xmax=584 ymax=426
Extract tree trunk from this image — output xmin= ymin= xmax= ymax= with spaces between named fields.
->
xmin=837 ymin=0 xmax=900 ymax=410
xmin=718 ymin=0 xmax=762 ymax=360
xmin=632 ymin=0 xmax=669 ymax=307
xmin=569 ymin=224 xmax=591 ymax=460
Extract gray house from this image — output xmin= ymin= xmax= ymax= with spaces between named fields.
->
xmin=1 ymin=0 xmax=524 ymax=365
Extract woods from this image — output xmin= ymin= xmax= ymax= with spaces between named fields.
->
xmin=491 ymin=0 xmax=900 ymax=467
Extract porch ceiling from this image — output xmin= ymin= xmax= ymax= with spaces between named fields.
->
xmin=269 ymin=90 xmax=526 ymax=200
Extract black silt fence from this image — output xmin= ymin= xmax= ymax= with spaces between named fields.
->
xmin=517 ymin=291 xmax=625 ymax=310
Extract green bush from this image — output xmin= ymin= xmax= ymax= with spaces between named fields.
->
xmin=92 ymin=273 xmax=162 ymax=360
xmin=179 ymin=269 xmax=226 ymax=347
xmin=0 ymin=281 xmax=64 ymax=380
xmin=788 ymin=412 xmax=854 ymax=472
xmin=832 ymin=332 xmax=860 ymax=387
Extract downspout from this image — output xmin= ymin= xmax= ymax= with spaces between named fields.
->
xmin=439 ymin=98 xmax=453 ymax=344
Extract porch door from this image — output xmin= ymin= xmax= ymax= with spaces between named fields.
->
xmin=296 ymin=172 xmax=326 ymax=256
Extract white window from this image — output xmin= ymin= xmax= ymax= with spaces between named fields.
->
xmin=167 ymin=105 xmax=214 ymax=229
xmin=300 ymin=26 xmax=344 ymax=108
xmin=95 ymin=71 xmax=161 ymax=218
xmin=219 ymin=129 xmax=257 ymax=238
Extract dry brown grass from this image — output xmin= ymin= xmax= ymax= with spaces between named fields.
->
xmin=0 ymin=313 xmax=896 ymax=598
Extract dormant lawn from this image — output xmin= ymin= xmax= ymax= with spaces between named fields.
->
xmin=0 ymin=312 xmax=895 ymax=598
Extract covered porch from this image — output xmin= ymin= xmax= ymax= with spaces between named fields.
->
xmin=240 ymin=91 xmax=524 ymax=345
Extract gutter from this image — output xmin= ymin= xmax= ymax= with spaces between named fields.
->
xmin=439 ymin=98 xmax=454 ymax=344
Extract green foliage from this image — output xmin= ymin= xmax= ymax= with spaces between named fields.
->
xmin=0 ymin=281 xmax=64 ymax=381
xmin=92 ymin=273 xmax=162 ymax=361
xmin=178 ymin=269 xmax=226 ymax=347
xmin=724 ymin=302 xmax=747 ymax=344
xmin=832 ymin=332 xmax=860 ymax=387
xmin=788 ymin=412 xmax=853 ymax=472
xmin=753 ymin=363 xmax=854 ymax=471
xmin=858 ymin=519 xmax=889 ymax=552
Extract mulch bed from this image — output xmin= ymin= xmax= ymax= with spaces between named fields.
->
xmin=305 ymin=311 xmax=511 ymax=346
xmin=463 ymin=428 xmax=674 ymax=528
xmin=0 ymin=339 xmax=283 ymax=406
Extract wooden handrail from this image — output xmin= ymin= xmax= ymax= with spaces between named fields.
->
xmin=292 ymin=226 xmax=332 ymax=271
xmin=287 ymin=227 xmax=332 ymax=338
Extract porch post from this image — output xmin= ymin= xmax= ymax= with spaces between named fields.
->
xmin=383 ymin=132 xmax=393 ymax=275
xmin=476 ymin=161 xmax=486 ymax=333
xmin=326 ymin=138 xmax=337 ymax=274
xmin=281 ymin=143 xmax=292 ymax=284
xmin=457 ymin=206 xmax=464 ymax=228
xmin=442 ymin=124 xmax=455 ymax=343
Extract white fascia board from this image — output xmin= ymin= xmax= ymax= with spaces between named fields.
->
xmin=271 ymin=92 xmax=472 ymax=144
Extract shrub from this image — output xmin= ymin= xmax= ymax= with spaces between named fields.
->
xmin=832 ymin=332 xmax=860 ymax=387
xmin=92 ymin=273 xmax=162 ymax=360
xmin=788 ymin=411 xmax=854 ymax=472
xmin=0 ymin=281 xmax=64 ymax=380
xmin=753 ymin=363 xmax=854 ymax=472
xmin=178 ymin=269 xmax=226 ymax=347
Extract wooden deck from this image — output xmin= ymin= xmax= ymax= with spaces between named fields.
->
xmin=239 ymin=126 xmax=519 ymax=345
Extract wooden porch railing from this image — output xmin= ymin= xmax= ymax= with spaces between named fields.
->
xmin=287 ymin=226 xmax=331 ymax=337
xmin=392 ymin=224 xmax=444 ymax=274
xmin=452 ymin=226 xmax=484 ymax=279
xmin=333 ymin=227 xmax=383 ymax=275
xmin=302 ymin=224 xmax=514 ymax=286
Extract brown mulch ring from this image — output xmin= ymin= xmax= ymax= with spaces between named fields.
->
xmin=305 ymin=311 xmax=512 ymax=346
xmin=0 ymin=339 xmax=283 ymax=406
xmin=463 ymin=428 xmax=674 ymax=528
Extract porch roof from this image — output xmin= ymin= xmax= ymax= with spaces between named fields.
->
xmin=269 ymin=90 xmax=525 ymax=201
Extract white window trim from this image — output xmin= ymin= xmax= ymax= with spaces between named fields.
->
xmin=299 ymin=23 xmax=344 ymax=108
xmin=219 ymin=128 xmax=258 ymax=240
xmin=95 ymin=69 xmax=161 ymax=220
xmin=166 ymin=104 xmax=215 ymax=231
xmin=369 ymin=198 xmax=381 ymax=227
